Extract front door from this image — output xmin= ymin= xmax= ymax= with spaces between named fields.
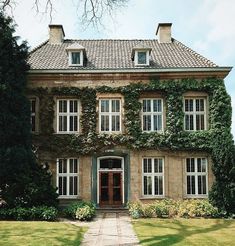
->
xmin=99 ymin=171 xmax=122 ymax=206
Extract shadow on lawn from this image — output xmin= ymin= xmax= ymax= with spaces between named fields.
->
xmin=138 ymin=219 xmax=234 ymax=246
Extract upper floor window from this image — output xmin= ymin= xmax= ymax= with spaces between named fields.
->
xmin=142 ymin=99 xmax=163 ymax=132
xmin=66 ymin=43 xmax=85 ymax=67
xmin=57 ymin=158 xmax=79 ymax=197
xmin=71 ymin=52 xmax=81 ymax=65
xmin=186 ymin=157 xmax=208 ymax=196
xmin=184 ymin=98 xmax=206 ymax=131
xmin=132 ymin=44 xmax=151 ymax=66
xmin=134 ymin=50 xmax=150 ymax=66
xmin=99 ymin=99 xmax=121 ymax=132
xmin=57 ymin=99 xmax=79 ymax=133
xmin=30 ymin=98 xmax=36 ymax=132
xmin=142 ymin=158 xmax=164 ymax=196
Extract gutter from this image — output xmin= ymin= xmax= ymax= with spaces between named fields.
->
xmin=28 ymin=67 xmax=232 ymax=74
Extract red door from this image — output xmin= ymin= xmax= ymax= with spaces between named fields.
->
xmin=99 ymin=172 xmax=122 ymax=206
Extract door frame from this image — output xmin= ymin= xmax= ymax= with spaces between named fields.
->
xmin=97 ymin=156 xmax=124 ymax=205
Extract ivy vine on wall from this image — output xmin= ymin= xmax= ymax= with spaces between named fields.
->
xmin=27 ymin=77 xmax=235 ymax=213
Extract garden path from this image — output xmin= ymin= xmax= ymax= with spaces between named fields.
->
xmin=80 ymin=211 xmax=140 ymax=246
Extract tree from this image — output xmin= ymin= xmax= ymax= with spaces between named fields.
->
xmin=0 ymin=11 xmax=58 ymax=208
xmin=0 ymin=0 xmax=129 ymax=26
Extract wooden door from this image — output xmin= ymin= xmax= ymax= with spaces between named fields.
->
xmin=99 ymin=172 xmax=122 ymax=206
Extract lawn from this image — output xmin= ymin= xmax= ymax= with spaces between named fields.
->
xmin=0 ymin=221 xmax=87 ymax=246
xmin=132 ymin=218 xmax=235 ymax=246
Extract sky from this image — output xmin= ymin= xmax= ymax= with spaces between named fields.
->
xmin=10 ymin=0 xmax=235 ymax=135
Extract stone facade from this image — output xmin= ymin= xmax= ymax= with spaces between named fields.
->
xmin=27 ymin=23 xmax=231 ymax=207
xmin=28 ymin=73 xmax=216 ymax=207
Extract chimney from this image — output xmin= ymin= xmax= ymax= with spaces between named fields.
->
xmin=48 ymin=24 xmax=65 ymax=44
xmin=156 ymin=23 xmax=172 ymax=43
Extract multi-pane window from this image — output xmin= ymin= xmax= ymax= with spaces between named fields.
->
xmin=186 ymin=158 xmax=208 ymax=196
xmin=99 ymin=99 xmax=121 ymax=132
xmin=143 ymin=158 xmax=164 ymax=196
xmin=57 ymin=99 xmax=79 ymax=133
xmin=142 ymin=99 xmax=163 ymax=132
xmin=71 ymin=52 xmax=81 ymax=65
xmin=184 ymin=98 xmax=206 ymax=131
xmin=30 ymin=99 xmax=36 ymax=132
xmin=138 ymin=51 xmax=147 ymax=64
xmin=134 ymin=50 xmax=150 ymax=66
xmin=57 ymin=158 xmax=78 ymax=197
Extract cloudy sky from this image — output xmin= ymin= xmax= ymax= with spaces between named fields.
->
xmin=11 ymin=0 xmax=235 ymax=135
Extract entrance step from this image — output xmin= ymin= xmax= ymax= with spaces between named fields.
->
xmin=96 ymin=207 xmax=128 ymax=214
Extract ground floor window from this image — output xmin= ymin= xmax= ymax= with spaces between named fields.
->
xmin=186 ymin=157 xmax=208 ymax=196
xmin=142 ymin=158 xmax=164 ymax=196
xmin=57 ymin=158 xmax=79 ymax=197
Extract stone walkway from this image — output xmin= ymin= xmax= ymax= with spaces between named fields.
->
xmin=81 ymin=211 xmax=140 ymax=246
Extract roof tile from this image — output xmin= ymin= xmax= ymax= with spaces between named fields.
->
xmin=28 ymin=39 xmax=217 ymax=70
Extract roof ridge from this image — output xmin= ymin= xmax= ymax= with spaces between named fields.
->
xmin=29 ymin=40 xmax=49 ymax=55
xmin=173 ymin=38 xmax=217 ymax=67
xmin=64 ymin=39 xmax=159 ymax=41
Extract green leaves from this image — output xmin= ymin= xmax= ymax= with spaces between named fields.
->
xmin=29 ymin=78 xmax=234 ymax=214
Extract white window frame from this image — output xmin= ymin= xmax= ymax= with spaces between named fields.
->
xmin=30 ymin=98 xmax=37 ymax=132
xmin=57 ymin=99 xmax=80 ymax=134
xmin=141 ymin=98 xmax=164 ymax=132
xmin=69 ymin=51 xmax=84 ymax=66
xmin=185 ymin=157 xmax=208 ymax=197
xmin=134 ymin=50 xmax=150 ymax=66
xmin=142 ymin=157 xmax=164 ymax=197
xmin=184 ymin=97 xmax=207 ymax=131
xmin=99 ymin=98 xmax=122 ymax=133
xmin=56 ymin=158 xmax=79 ymax=198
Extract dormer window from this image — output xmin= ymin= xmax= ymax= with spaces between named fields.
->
xmin=137 ymin=51 xmax=147 ymax=65
xmin=132 ymin=43 xmax=151 ymax=66
xmin=66 ymin=43 xmax=85 ymax=67
xmin=70 ymin=51 xmax=82 ymax=66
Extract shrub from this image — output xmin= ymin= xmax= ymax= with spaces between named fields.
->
xmin=127 ymin=201 xmax=142 ymax=219
xmin=64 ymin=201 xmax=96 ymax=220
xmin=75 ymin=205 xmax=95 ymax=221
xmin=128 ymin=199 xmax=219 ymax=219
xmin=141 ymin=204 xmax=156 ymax=218
xmin=0 ymin=206 xmax=58 ymax=221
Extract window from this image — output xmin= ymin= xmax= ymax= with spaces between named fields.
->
xmin=184 ymin=98 xmax=206 ymax=131
xmin=142 ymin=99 xmax=163 ymax=132
xmin=99 ymin=99 xmax=121 ymax=132
xmin=69 ymin=51 xmax=83 ymax=66
xmin=186 ymin=158 xmax=208 ymax=196
xmin=71 ymin=52 xmax=80 ymax=65
xmin=142 ymin=158 xmax=164 ymax=196
xmin=57 ymin=99 xmax=79 ymax=133
xmin=57 ymin=158 xmax=79 ymax=197
xmin=30 ymin=98 xmax=36 ymax=132
xmin=135 ymin=50 xmax=150 ymax=66
xmin=138 ymin=52 xmax=147 ymax=64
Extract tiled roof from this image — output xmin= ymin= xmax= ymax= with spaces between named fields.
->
xmin=28 ymin=39 xmax=217 ymax=70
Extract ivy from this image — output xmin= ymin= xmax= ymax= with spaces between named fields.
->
xmin=28 ymin=77 xmax=235 ymax=214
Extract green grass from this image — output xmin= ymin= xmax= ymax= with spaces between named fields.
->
xmin=0 ymin=221 xmax=87 ymax=246
xmin=132 ymin=218 xmax=235 ymax=246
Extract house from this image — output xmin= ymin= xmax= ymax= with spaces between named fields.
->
xmin=27 ymin=23 xmax=232 ymax=207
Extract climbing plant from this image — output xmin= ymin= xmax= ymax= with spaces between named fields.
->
xmin=28 ymin=77 xmax=235 ymax=214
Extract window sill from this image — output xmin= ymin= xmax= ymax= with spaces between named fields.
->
xmin=99 ymin=131 xmax=123 ymax=134
xmin=184 ymin=195 xmax=208 ymax=199
xmin=68 ymin=64 xmax=83 ymax=67
xmin=140 ymin=196 xmax=165 ymax=200
xmin=142 ymin=130 xmax=164 ymax=133
xmin=58 ymin=196 xmax=80 ymax=199
xmin=55 ymin=132 xmax=80 ymax=135
xmin=184 ymin=130 xmax=208 ymax=132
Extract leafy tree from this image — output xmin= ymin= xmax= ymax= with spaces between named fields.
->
xmin=0 ymin=11 xmax=58 ymax=208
